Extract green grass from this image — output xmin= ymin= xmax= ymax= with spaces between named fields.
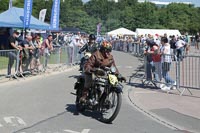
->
xmin=40 ymin=51 xmax=69 ymax=65
xmin=0 ymin=48 xmax=72 ymax=71
xmin=0 ymin=56 xmax=8 ymax=70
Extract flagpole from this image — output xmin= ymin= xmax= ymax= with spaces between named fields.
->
xmin=8 ymin=0 xmax=12 ymax=9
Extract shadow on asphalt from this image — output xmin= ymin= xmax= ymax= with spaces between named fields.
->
xmin=68 ymin=75 xmax=80 ymax=79
xmin=127 ymin=71 xmax=200 ymax=99
xmin=65 ymin=104 xmax=105 ymax=123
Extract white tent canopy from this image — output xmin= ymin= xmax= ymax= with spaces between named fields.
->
xmin=136 ymin=28 xmax=181 ymax=37
xmin=107 ymin=27 xmax=137 ymax=36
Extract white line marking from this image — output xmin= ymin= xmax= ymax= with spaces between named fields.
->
xmin=81 ymin=129 xmax=90 ymax=133
xmin=3 ymin=116 xmax=26 ymax=127
xmin=64 ymin=129 xmax=90 ymax=133
xmin=64 ymin=130 xmax=80 ymax=133
xmin=16 ymin=117 xmax=26 ymax=126
xmin=4 ymin=116 xmax=16 ymax=126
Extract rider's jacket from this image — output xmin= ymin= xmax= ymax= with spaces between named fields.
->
xmin=79 ymin=42 xmax=99 ymax=54
xmin=84 ymin=50 xmax=119 ymax=74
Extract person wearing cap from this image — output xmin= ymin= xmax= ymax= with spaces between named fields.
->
xmin=68 ymin=35 xmax=82 ymax=64
xmin=19 ymin=33 xmax=34 ymax=72
xmin=6 ymin=30 xmax=21 ymax=78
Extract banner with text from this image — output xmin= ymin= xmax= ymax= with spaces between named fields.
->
xmin=50 ymin=0 xmax=60 ymax=30
xmin=23 ymin=0 xmax=33 ymax=28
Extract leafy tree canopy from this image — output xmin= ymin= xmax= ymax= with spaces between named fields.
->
xmin=0 ymin=0 xmax=199 ymax=34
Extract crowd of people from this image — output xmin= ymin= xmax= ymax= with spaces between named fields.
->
xmin=107 ymin=32 xmax=200 ymax=91
xmin=5 ymin=30 xmax=100 ymax=78
xmin=6 ymin=30 xmax=54 ymax=78
xmin=4 ymin=29 xmax=200 ymax=86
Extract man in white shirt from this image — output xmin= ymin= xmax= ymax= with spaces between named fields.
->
xmin=175 ymin=36 xmax=185 ymax=61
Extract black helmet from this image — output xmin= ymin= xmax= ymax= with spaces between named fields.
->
xmin=89 ymin=34 xmax=96 ymax=40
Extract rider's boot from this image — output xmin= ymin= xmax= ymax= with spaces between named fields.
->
xmin=80 ymin=88 xmax=88 ymax=103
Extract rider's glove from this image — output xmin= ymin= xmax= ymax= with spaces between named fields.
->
xmin=78 ymin=51 xmax=81 ymax=54
xmin=117 ymin=74 xmax=126 ymax=82
xmin=85 ymin=68 xmax=96 ymax=74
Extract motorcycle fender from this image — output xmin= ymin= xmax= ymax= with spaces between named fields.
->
xmin=113 ymin=86 xmax=122 ymax=93
xmin=74 ymin=82 xmax=81 ymax=90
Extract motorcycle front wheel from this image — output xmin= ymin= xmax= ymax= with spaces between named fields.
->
xmin=99 ymin=91 xmax=122 ymax=123
xmin=76 ymin=88 xmax=85 ymax=112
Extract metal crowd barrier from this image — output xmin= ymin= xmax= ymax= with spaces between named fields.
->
xmin=178 ymin=55 xmax=200 ymax=95
xmin=0 ymin=50 xmax=18 ymax=79
xmin=0 ymin=45 xmax=81 ymax=81
xmin=129 ymin=53 xmax=200 ymax=96
xmin=112 ymin=40 xmax=145 ymax=57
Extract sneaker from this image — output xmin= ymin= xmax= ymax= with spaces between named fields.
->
xmin=5 ymin=74 xmax=11 ymax=78
xmin=161 ymin=85 xmax=171 ymax=91
xmin=172 ymin=81 xmax=177 ymax=90
xmin=159 ymin=84 xmax=165 ymax=89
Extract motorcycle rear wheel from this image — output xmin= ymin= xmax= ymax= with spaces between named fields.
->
xmin=99 ymin=91 xmax=122 ymax=123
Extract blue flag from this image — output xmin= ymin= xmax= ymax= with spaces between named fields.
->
xmin=23 ymin=0 xmax=33 ymax=28
xmin=50 ymin=0 xmax=60 ymax=30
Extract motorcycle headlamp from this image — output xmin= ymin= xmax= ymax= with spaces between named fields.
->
xmin=110 ymin=66 xmax=116 ymax=73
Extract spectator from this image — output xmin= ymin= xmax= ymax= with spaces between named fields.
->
xmin=30 ymin=34 xmax=42 ymax=72
xmin=169 ymin=35 xmax=177 ymax=60
xmin=68 ymin=35 xmax=82 ymax=64
xmin=175 ymin=36 xmax=185 ymax=61
xmin=42 ymin=34 xmax=53 ymax=68
xmin=143 ymin=39 xmax=154 ymax=81
xmin=6 ymin=30 xmax=21 ymax=78
xmin=184 ymin=34 xmax=190 ymax=55
xmin=195 ymin=32 xmax=200 ymax=51
xmin=147 ymin=40 xmax=162 ymax=87
xmin=19 ymin=33 xmax=34 ymax=72
xmin=127 ymin=36 xmax=133 ymax=53
xmin=160 ymin=37 xmax=176 ymax=91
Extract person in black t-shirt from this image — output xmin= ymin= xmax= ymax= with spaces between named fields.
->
xmin=195 ymin=32 xmax=200 ymax=50
xmin=6 ymin=30 xmax=21 ymax=77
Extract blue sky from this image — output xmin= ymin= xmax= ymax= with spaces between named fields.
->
xmin=148 ymin=0 xmax=200 ymax=7
xmin=82 ymin=0 xmax=200 ymax=7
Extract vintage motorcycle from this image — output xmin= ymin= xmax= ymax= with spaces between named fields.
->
xmin=74 ymin=66 xmax=123 ymax=123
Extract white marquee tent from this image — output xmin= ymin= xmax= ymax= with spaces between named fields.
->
xmin=107 ymin=27 xmax=137 ymax=36
xmin=136 ymin=28 xmax=181 ymax=37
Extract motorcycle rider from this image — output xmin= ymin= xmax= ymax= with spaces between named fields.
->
xmin=80 ymin=40 xmax=126 ymax=102
xmin=79 ymin=34 xmax=99 ymax=71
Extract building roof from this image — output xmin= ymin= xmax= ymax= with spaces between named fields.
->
xmin=138 ymin=0 xmax=192 ymax=6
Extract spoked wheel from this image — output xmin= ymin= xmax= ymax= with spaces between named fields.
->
xmin=76 ymin=88 xmax=85 ymax=112
xmin=99 ymin=91 xmax=122 ymax=123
